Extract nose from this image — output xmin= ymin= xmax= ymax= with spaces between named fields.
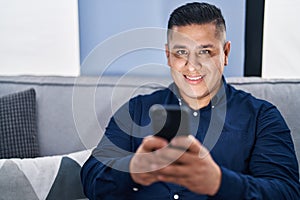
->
xmin=185 ymin=53 xmax=201 ymax=71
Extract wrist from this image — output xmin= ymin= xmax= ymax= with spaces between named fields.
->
xmin=208 ymin=164 xmax=222 ymax=196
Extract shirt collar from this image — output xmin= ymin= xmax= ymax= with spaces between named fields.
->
xmin=168 ymin=75 xmax=228 ymax=109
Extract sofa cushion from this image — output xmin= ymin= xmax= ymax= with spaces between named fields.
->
xmin=0 ymin=149 xmax=91 ymax=200
xmin=0 ymin=88 xmax=39 ymax=159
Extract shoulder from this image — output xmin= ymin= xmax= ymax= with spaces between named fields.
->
xmin=129 ymin=86 xmax=174 ymax=106
xmin=226 ymin=83 xmax=280 ymax=123
xmin=226 ymin=83 xmax=289 ymax=131
xmin=123 ymin=86 xmax=175 ymax=126
xmin=227 ymin=83 xmax=273 ymax=110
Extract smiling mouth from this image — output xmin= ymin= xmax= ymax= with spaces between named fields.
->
xmin=184 ymin=75 xmax=204 ymax=81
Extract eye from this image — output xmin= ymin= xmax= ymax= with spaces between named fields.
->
xmin=198 ymin=49 xmax=210 ymax=55
xmin=175 ymin=49 xmax=188 ymax=56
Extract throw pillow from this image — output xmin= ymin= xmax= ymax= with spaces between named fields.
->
xmin=0 ymin=88 xmax=39 ymax=158
xmin=0 ymin=149 xmax=91 ymax=200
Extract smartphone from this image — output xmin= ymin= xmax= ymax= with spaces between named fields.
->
xmin=149 ymin=104 xmax=190 ymax=142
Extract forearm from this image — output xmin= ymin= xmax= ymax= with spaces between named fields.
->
xmin=213 ymin=167 xmax=300 ymax=199
xmin=81 ymin=155 xmax=138 ymax=200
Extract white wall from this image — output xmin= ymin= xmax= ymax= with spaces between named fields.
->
xmin=0 ymin=0 xmax=80 ymax=76
xmin=262 ymin=0 xmax=300 ymax=78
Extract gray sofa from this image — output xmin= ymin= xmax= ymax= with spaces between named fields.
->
xmin=0 ymin=75 xmax=299 ymax=199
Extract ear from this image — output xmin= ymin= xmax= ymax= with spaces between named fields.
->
xmin=165 ymin=44 xmax=171 ymax=67
xmin=223 ymin=41 xmax=231 ymax=66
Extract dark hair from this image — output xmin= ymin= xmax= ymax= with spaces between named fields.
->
xmin=167 ymin=2 xmax=226 ymax=39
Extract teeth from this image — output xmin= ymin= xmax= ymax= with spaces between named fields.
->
xmin=186 ymin=75 xmax=202 ymax=81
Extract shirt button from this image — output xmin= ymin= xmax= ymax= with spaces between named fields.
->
xmin=132 ymin=187 xmax=139 ymax=192
xmin=193 ymin=111 xmax=198 ymax=117
xmin=173 ymin=194 xmax=179 ymax=199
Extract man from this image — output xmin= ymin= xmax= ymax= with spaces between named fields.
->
xmin=81 ymin=2 xmax=300 ymax=199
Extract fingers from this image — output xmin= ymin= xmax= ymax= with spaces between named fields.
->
xmin=170 ymin=135 xmax=200 ymax=153
xmin=169 ymin=135 xmax=211 ymax=161
xmin=141 ymin=136 xmax=169 ymax=152
xmin=130 ymin=136 xmax=169 ymax=175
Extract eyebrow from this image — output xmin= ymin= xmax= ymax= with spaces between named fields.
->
xmin=172 ymin=45 xmax=187 ymax=49
xmin=198 ymin=44 xmax=214 ymax=49
xmin=171 ymin=44 xmax=214 ymax=49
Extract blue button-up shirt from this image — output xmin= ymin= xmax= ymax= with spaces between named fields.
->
xmin=81 ymin=79 xmax=300 ymax=199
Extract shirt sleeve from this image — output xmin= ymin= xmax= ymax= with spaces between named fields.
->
xmin=213 ymin=104 xmax=300 ymax=199
xmin=81 ymin=100 xmax=141 ymax=199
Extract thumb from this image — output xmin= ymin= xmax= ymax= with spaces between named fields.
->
xmin=187 ymin=136 xmax=210 ymax=159
xmin=174 ymin=135 xmax=210 ymax=159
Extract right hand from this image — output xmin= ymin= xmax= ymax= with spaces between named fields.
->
xmin=129 ymin=136 xmax=168 ymax=185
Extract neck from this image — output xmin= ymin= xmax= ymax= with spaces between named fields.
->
xmin=179 ymin=82 xmax=222 ymax=110
xmin=181 ymin=94 xmax=211 ymax=110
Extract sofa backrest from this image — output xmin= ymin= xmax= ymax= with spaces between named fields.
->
xmin=0 ymin=75 xmax=172 ymax=156
xmin=0 ymin=75 xmax=299 ymax=170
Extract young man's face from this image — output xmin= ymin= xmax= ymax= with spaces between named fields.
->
xmin=166 ymin=23 xmax=230 ymax=108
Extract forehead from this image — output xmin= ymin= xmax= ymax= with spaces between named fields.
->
xmin=168 ymin=24 xmax=224 ymax=47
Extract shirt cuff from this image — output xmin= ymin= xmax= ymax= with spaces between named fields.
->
xmin=212 ymin=167 xmax=245 ymax=199
xmin=110 ymin=155 xmax=141 ymax=193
